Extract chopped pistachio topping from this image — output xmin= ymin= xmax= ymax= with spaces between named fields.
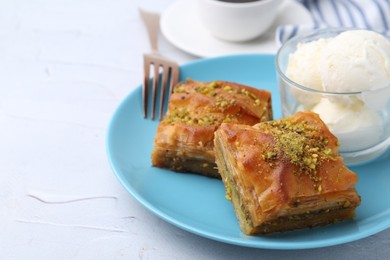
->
xmin=223 ymin=116 xmax=232 ymax=123
xmin=262 ymin=117 xmax=334 ymax=187
xmin=194 ymin=82 xmax=219 ymax=95
xmin=214 ymin=96 xmax=236 ymax=109
xmin=164 ymin=107 xmax=218 ymax=126
xmin=173 ymin=85 xmax=186 ymax=93
xmin=237 ymin=88 xmax=261 ymax=106
xmin=191 ymin=81 xmax=261 ymax=106
xmin=166 ymin=81 xmax=268 ymax=126
xmin=225 ymin=184 xmax=232 ymax=201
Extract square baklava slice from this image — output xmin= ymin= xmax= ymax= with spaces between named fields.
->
xmin=151 ymin=79 xmax=272 ymax=178
xmin=214 ymin=111 xmax=361 ymax=234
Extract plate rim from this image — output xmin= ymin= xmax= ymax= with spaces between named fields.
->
xmin=106 ymin=54 xmax=390 ymax=250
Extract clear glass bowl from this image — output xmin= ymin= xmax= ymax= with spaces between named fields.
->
xmin=276 ymin=28 xmax=390 ymax=165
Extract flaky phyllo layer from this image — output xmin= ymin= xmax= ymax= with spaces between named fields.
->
xmin=214 ymin=112 xmax=361 ymax=234
xmin=152 ymin=79 xmax=272 ymax=178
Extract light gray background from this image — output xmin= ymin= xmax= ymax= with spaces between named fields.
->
xmin=0 ymin=0 xmax=388 ymax=259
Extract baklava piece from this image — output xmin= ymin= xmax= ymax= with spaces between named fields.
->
xmin=151 ymin=79 xmax=272 ymax=178
xmin=214 ymin=111 xmax=361 ymax=234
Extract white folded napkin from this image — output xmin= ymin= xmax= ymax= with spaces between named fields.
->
xmin=276 ymin=0 xmax=390 ymax=45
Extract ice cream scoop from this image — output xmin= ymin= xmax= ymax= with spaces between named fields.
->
xmin=320 ymin=30 xmax=390 ymax=93
xmin=286 ymin=38 xmax=329 ymax=91
xmin=311 ymin=98 xmax=382 ymax=152
xmin=277 ymin=28 xmax=390 ymax=164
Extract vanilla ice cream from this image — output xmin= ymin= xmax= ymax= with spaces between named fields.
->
xmin=320 ymin=30 xmax=390 ymax=93
xmin=284 ymin=29 xmax=390 ymax=155
xmin=312 ymin=98 xmax=382 ymax=152
xmin=286 ymin=38 xmax=329 ymax=91
xmin=286 ymin=39 xmax=329 ymax=108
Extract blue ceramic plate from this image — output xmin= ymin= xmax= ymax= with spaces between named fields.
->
xmin=106 ymin=54 xmax=390 ymax=249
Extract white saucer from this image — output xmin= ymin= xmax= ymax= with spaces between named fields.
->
xmin=161 ymin=0 xmax=313 ymax=57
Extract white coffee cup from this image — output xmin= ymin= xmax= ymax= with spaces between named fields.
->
xmin=197 ymin=0 xmax=283 ymax=42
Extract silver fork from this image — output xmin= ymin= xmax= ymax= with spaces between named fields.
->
xmin=139 ymin=8 xmax=179 ymax=120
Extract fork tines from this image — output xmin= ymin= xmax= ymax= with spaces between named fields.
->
xmin=142 ymin=54 xmax=179 ymax=120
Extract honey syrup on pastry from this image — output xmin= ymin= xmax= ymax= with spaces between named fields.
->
xmin=165 ymin=81 xmax=265 ymax=126
xmin=259 ymin=117 xmax=336 ymax=190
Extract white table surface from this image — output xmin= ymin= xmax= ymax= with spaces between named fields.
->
xmin=1 ymin=0 xmax=389 ymax=259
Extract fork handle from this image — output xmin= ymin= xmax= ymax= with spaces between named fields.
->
xmin=139 ymin=8 xmax=160 ymax=53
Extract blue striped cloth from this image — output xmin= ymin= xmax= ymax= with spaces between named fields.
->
xmin=276 ymin=0 xmax=390 ymax=45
